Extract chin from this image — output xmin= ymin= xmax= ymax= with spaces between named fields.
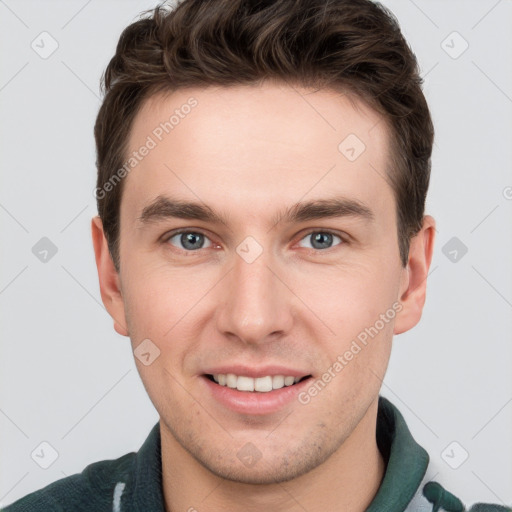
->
xmin=192 ymin=431 xmax=340 ymax=486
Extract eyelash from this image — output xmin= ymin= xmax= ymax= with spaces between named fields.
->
xmin=161 ymin=228 xmax=348 ymax=254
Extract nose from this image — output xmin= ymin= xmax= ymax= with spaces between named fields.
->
xmin=215 ymin=243 xmax=294 ymax=345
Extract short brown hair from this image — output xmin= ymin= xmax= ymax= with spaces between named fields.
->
xmin=94 ymin=0 xmax=434 ymax=272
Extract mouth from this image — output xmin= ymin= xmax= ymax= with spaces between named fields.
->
xmin=203 ymin=373 xmax=313 ymax=392
xmin=200 ymin=366 xmax=315 ymax=414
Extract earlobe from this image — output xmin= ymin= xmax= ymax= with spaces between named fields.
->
xmin=394 ymin=215 xmax=436 ymax=335
xmin=91 ymin=216 xmax=129 ymax=337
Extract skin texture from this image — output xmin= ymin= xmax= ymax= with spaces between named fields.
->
xmin=92 ymin=82 xmax=436 ymax=512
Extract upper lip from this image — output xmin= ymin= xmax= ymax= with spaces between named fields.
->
xmin=202 ymin=365 xmax=312 ymax=378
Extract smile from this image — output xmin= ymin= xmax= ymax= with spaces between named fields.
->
xmin=202 ymin=371 xmax=314 ymax=415
xmin=206 ymin=373 xmax=311 ymax=392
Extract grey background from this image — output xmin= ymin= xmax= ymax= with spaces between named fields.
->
xmin=1 ymin=0 xmax=511 ymax=508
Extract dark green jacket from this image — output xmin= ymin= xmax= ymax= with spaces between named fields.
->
xmin=2 ymin=396 xmax=510 ymax=511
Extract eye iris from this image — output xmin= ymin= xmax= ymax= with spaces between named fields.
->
xmin=175 ymin=232 xmax=336 ymax=251
xmin=181 ymin=232 xmax=204 ymax=250
xmin=311 ymin=232 xmax=333 ymax=250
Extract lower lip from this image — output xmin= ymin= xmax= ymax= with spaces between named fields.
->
xmin=201 ymin=375 xmax=313 ymax=415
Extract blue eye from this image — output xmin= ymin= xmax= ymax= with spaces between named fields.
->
xmin=166 ymin=231 xmax=213 ymax=251
xmin=298 ymin=231 xmax=343 ymax=250
xmin=163 ymin=229 xmax=344 ymax=253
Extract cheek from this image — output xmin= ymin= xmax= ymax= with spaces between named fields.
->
xmin=121 ymin=260 xmax=220 ymax=367
xmin=120 ymin=265 xmax=201 ymax=401
xmin=297 ymin=258 xmax=399 ymax=389
xmin=297 ymin=259 xmax=399 ymax=331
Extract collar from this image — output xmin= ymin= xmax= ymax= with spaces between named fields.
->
xmin=129 ymin=420 xmax=165 ymax=512
xmin=128 ymin=395 xmax=429 ymax=512
xmin=366 ymin=395 xmax=430 ymax=511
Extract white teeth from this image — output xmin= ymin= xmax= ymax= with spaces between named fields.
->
xmin=272 ymin=375 xmax=285 ymax=389
xmin=236 ymin=376 xmax=254 ymax=392
xmin=254 ymin=376 xmax=273 ymax=392
xmin=210 ymin=373 xmax=306 ymax=392
xmin=226 ymin=373 xmax=237 ymax=389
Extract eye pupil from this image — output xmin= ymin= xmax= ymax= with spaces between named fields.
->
xmin=181 ymin=232 xmax=204 ymax=250
xmin=311 ymin=232 xmax=333 ymax=250
xmin=170 ymin=230 xmax=340 ymax=253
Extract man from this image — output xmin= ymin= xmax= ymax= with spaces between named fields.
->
xmin=3 ymin=0 xmax=509 ymax=511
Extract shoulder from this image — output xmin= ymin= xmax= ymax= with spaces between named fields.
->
xmin=467 ymin=506 xmax=512 ymax=512
xmin=1 ymin=452 xmax=136 ymax=512
xmin=413 ymin=479 xmax=511 ymax=512
xmin=427 ymin=481 xmax=512 ymax=511
xmin=376 ymin=397 xmax=511 ymax=512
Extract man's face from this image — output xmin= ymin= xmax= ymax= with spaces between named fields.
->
xmin=113 ymin=82 xmax=408 ymax=483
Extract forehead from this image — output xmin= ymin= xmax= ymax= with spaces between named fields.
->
xmin=121 ymin=82 xmax=393 ymax=229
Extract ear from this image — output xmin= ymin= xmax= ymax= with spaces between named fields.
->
xmin=394 ymin=215 xmax=436 ymax=335
xmin=91 ymin=216 xmax=129 ymax=337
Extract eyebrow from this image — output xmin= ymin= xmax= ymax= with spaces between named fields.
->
xmin=136 ymin=194 xmax=375 ymax=228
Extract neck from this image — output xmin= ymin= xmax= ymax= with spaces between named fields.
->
xmin=161 ymin=397 xmax=385 ymax=512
